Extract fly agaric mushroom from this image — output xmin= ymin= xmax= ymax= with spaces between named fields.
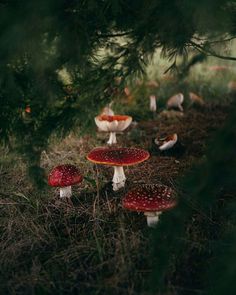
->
xmin=48 ymin=164 xmax=83 ymax=198
xmin=87 ymin=147 xmax=150 ymax=191
xmin=25 ymin=105 xmax=31 ymax=113
xmin=167 ymin=93 xmax=184 ymax=111
xmin=189 ymin=92 xmax=204 ymax=106
xmin=122 ymin=184 xmax=177 ymax=227
xmin=155 ymin=133 xmax=178 ymax=151
xmin=95 ymin=115 xmax=132 ymax=145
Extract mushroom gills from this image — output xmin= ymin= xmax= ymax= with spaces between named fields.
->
xmin=144 ymin=211 xmax=162 ymax=227
xmin=112 ymin=166 xmax=126 ymax=191
xmin=60 ymin=186 xmax=72 ymax=198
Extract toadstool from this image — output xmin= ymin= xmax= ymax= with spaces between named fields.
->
xmin=167 ymin=93 xmax=184 ymax=111
xmin=189 ymin=92 xmax=204 ymax=106
xmin=146 ymin=81 xmax=159 ymax=112
xmin=87 ymin=147 xmax=150 ymax=191
xmin=122 ymin=184 xmax=177 ymax=227
xmin=95 ymin=115 xmax=132 ymax=145
xmin=155 ymin=133 xmax=178 ymax=151
xmin=48 ymin=164 xmax=83 ymax=198
xmin=149 ymin=95 xmax=157 ymax=112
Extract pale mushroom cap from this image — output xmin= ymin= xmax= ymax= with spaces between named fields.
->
xmin=208 ymin=65 xmax=229 ymax=71
xmin=48 ymin=164 xmax=83 ymax=187
xmin=95 ymin=115 xmax=132 ymax=132
xmin=122 ymin=184 xmax=177 ymax=212
xmin=167 ymin=93 xmax=184 ymax=108
xmin=156 ymin=133 xmax=178 ymax=151
xmin=228 ymin=81 xmax=236 ymax=91
xmin=146 ymin=80 xmax=159 ymax=88
xmin=189 ymin=92 xmax=204 ymax=105
xmin=100 ymin=106 xmax=115 ymax=116
xmin=87 ymin=147 xmax=150 ymax=166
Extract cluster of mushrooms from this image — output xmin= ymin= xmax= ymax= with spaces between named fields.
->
xmin=47 ymin=81 xmax=190 ymax=227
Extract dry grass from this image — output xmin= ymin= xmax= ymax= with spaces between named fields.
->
xmin=0 ymin=102 xmax=230 ymax=295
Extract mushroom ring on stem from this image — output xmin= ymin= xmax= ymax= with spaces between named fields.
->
xmin=48 ymin=164 xmax=83 ymax=198
xmin=95 ymin=115 xmax=132 ymax=145
xmin=122 ymin=184 xmax=177 ymax=227
xmin=87 ymin=147 xmax=150 ymax=191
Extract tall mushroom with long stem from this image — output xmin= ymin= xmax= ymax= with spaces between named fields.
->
xmin=149 ymin=95 xmax=157 ymax=112
xmin=146 ymin=80 xmax=159 ymax=112
xmin=122 ymin=184 xmax=177 ymax=227
xmin=87 ymin=147 xmax=150 ymax=191
xmin=95 ymin=115 xmax=132 ymax=145
xmin=48 ymin=164 xmax=83 ymax=198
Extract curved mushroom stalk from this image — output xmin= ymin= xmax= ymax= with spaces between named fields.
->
xmin=178 ymin=104 xmax=184 ymax=112
xmin=60 ymin=186 xmax=72 ymax=198
xmin=144 ymin=211 xmax=162 ymax=227
xmin=149 ymin=95 xmax=157 ymax=112
xmin=112 ymin=166 xmax=126 ymax=191
xmin=107 ymin=132 xmax=117 ymax=145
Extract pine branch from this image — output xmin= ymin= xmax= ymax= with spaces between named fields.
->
xmin=189 ymin=41 xmax=236 ymax=61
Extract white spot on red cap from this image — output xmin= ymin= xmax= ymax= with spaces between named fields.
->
xmin=122 ymin=184 xmax=177 ymax=212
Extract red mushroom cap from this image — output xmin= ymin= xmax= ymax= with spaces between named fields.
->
xmin=48 ymin=164 xmax=83 ymax=187
xmin=97 ymin=115 xmax=131 ymax=122
xmin=87 ymin=147 xmax=150 ymax=166
xmin=122 ymin=184 xmax=177 ymax=212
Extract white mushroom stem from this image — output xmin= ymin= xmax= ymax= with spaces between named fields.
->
xmin=112 ymin=166 xmax=126 ymax=191
xmin=60 ymin=186 xmax=72 ymax=198
xmin=149 ymin=95 xmax=157 ymax=112
xmin=107 ymin=132 xmax=117 ymax=145
xmin=178 ymin=104 xmax=184 ymax=112
xmin=144 ymin=211 xmax=162 ymax=227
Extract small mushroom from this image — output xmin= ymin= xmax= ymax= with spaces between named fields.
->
xmin=227 ymin=81 xmax=236 ymax=93
xmin=149 ymin=95 xmax=157 ymax=112
xmin=25 ymin=106 xmax=31 ymax=113
xmin=155 ymin=133 xmax=178 ymax=151
xmin=95 ymin=115 xmax=132 ymax=145
xmin=189 ymin=92 xmax=204 ymax=106
xmin=146 ymin=80 xmax=159 ymax=88
xmin=48 ymin=164 xmax=83 ymax=198
xmin=122 ymin=184 xmax=177 ymax=227
xmin=87 ymin=147 xmax=150 ymax=191
xmin=207 ymin=65 xmax=230 ymax=71
xmin=167 ymin=93 xmax=184 ymax=111
xmin=100 ymin=103 xmax=115 ymax=116
xmin=146 ymin=81 xmax=159 ymax=112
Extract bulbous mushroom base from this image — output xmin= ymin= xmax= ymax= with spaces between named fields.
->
xmin=59 ymin=186 xmax=72 ymax=198
xmin=107 ymin=132 xmax=117 ymax=145
xmin=112 ymin=166 xmax=126 ymax=191
xmin=144 ymin=211 xmax=162 ymax=227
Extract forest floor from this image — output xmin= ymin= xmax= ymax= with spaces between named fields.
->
xmin=0 ymin=103 xmax=230 ymax=295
